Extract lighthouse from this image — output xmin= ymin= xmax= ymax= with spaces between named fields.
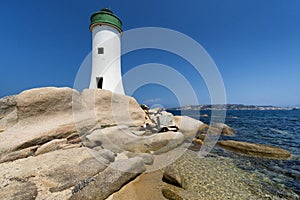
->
xmin=89 ymin=8 xmax=124 ymax=95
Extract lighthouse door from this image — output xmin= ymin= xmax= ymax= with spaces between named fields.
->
xmin=96 ymin=77 xmax=103 ymax=89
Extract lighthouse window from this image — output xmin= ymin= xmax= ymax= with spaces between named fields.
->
xmin=98 ymin=47 xmax=104 ymax=54
xmin=96 ymin=77 xmax=103 ymax=89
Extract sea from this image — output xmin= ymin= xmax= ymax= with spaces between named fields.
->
xmin=167 ymin=109 xmax=300 ymax=199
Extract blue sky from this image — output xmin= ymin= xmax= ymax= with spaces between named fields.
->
xmin=0 ymin=0 xmax=299 ymax=107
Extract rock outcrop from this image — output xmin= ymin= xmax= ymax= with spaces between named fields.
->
xmin=0 ymin=95 xmax=17 ymax=131
xmin=0 ymin=180 xmax=38 ymax=200
xmin=16 ymin=87 xmax=77 ymax=121
xmin=173 ymin=116 xmax=208 ymax=138
xmin=0 ymin=87 xmax=146 ymax=157
xmin=79 ymin=89 xmax=146 ymax=127
xmin=0 ymin=148 xmax=110 ymax=199
xmin=0 ymin=86 xmax=296 ymax=200
xmin=35 ymin=139 xmax=68 ymax=156
xmin=0 ymin=87 xmax=207 ymax=200
xmin=85 ymin=125 xmax=137 ymax=153
xmin=0 ymin=95 xmax=17 ymax=119
xmin=218 ymin=140 xmax=291 ymax=159
xmin=209 ymin=123 xmax=235 ymax=136
xmin=191 ymin=123 xmax=235 ymax=147
xmin=124 ymin=131 xmax=185 ymax=154
xmin=162 ymin=165 xmax=183 ymax=188
xmin=69 ymin=158 xmax=146 ymax=200
xmin=125 ymin=152 xmax=154 ymax=165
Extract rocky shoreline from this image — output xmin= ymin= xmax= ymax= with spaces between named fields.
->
xmin=0 ymin=87 xmax=294 ymax=199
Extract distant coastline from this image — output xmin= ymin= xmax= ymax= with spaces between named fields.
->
xmin=168 ymin=104 xmax=300 ymax=111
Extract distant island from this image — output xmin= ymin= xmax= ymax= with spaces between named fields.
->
xmin=169 ymin=104 xmax=300 ymax=111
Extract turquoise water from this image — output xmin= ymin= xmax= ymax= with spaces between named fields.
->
xmin=168 ymin=109 xmax=300 ymax=199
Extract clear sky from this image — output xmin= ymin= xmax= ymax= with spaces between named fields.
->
xmin=1 ymin=0 xmax=299 ymax=107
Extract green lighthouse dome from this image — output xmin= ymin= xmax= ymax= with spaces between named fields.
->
xmin=90 ymin=8 xmax=122 ymax=33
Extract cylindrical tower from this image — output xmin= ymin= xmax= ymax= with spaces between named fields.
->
xmin=89 ymin=8 xmax=124 ymax=95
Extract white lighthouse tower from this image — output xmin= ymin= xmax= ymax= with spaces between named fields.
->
xmin=89 ymin=8 xmax=124 ymax=95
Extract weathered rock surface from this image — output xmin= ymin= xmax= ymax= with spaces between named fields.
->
xmin=192 ymin=138 xmax=203 ymax=146
xmin=131 ymin=130 xmax=146 ymax=136
xmin=0 ymin=95 xmax=18 ymax=131
xmin=85 ymin=125 xmax=138 ymax=153
xmin=125 ymin=152 xmax=154 ymax=165
xmin=124 ymin=132 xmax=185 ymax=154
xmin=0 ymin=122 xmax=77 ymax=158
xmin=209 ymin=123 xmax=235 ymax=136
xmin=0 ymin=109 xmax=18 ymax=131
xmin=0 ymin=180 xmax=38 ymax=200
xmin=0 ymin=148 xmax=110 ymax=199
xmin=218 ymin=140 xmax=291 ymax=159
xmin=69 ymin=157 xmax=146 ymax=200
xmin=95 ymin=149 xmax=116 ymax=163
xmin=0 ymin=88 xmax=79 ymax=158
xmin=35 ymin=139 xmax=67 ymax=156
xmin=0 ymin=146 xmax=38 ymax=164
xmin=80 ymin=89 xmax=146 ymax=127
xmin=107 ymin=170 xmax=167 ymax=200
xmin=16 ymin=87 xmax=77 ymax=121
xmin=0 ymin=95 xmax=17 ymax=119
xmin=0 ymin=87 xmax=226 ymax=199
xmin=163 ymin=165 xmax=183 ymax=188
xmin=189 ymin=123 xmax=234 ymax=148
xmin=0 ymin=87 xmax=146 ymax=159
xmin=173 ymin=116 xmax=208 ymax=138
xmin=162 ymin=186 xmax=198 ymax=200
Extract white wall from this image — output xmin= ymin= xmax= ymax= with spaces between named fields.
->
xmin=89 ymin=25 xmax=124 ymax=95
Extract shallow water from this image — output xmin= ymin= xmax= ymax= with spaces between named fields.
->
xmin=168 ymin=109 xmax=300 ymax=199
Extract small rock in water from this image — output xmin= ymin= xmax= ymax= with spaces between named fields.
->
xmin=195 ymin=133 xmax=207 ymax=140
xmin=209 ymin=123 xmax=235 ymax=136
xmin=163 ymin=165 xmax=183 ymax=188
xmin=218 ymin=140 xmax=291 ymax=159
xmin=192 ymin=138 xmax=203 ymax=146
